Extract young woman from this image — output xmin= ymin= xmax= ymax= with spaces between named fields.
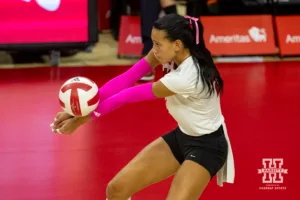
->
xmin=51 ymin=14 xmax=235 ymax=200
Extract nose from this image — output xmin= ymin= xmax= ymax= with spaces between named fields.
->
xmin=152 ymin=47 xmax=158 ymax=54
xmin=153 ymin=49 xmax=160 ymax=59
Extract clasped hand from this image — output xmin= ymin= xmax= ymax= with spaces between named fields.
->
xmin=50 ymin=112 xmax=92 ymax=134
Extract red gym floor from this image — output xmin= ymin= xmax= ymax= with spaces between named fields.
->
xmin=0 ymin=62 xmax=299 ymax=200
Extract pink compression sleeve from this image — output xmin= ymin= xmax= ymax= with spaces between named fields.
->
xmin=99 ymin=58 xmax=153 ymax=101
xmin=91 ymin=83 xmax=157 ymax=118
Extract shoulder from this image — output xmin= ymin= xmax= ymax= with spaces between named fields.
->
xmin=159 ymin=57 xmax=201 ymax=95
xmin=164 ymin=57 xmax=199 ymax=83
xmin=165 ymin=57 xmax=197 ymax=77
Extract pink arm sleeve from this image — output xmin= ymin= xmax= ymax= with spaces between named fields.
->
xmin=99 ymin=58 xmax=153 ymax=101
xmin=91 ymin=83 xmax=157 ymax=118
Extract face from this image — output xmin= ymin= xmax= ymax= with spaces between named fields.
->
xmin=151 ymin=28 xmax=180 ymax=64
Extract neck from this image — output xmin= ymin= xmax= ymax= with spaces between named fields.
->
xmin=174 ymin=49 xmax=191 ymax=66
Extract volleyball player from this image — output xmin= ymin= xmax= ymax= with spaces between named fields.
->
xmin=51 ymin=14 xmax=234 ymax=200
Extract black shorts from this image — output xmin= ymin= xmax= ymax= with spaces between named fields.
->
xmin=162 ymin=125 xmax=228 ymax=178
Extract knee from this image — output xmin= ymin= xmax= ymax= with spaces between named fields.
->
xmin=106 ymin=180 xmax=128 ymax=200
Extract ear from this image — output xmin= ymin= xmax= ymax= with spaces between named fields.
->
xmin=173 ymin=39 xmax=183 ymax=52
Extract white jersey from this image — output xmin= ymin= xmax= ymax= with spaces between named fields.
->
xmin=160 ymin=56 xmax=235 ymax=187
xmin=160 ymin=56 xmax=223 ymax=136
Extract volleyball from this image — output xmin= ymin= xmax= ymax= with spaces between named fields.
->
xmin=59 ymin=76 xmax=100 ymax=117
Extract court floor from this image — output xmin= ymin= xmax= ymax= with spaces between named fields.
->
xmin=0 ymin=61 xmax=298 ymax=199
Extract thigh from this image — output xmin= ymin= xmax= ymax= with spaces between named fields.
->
xmin=107 ymin=137 xmax=180 ymax=198
xmin=180 ymin=125 xmax=228 ymax=179
xmin=166 ymin=160 xmax=211 ymax=200
xmin=185 ymin=137 xmax=228 ymax=179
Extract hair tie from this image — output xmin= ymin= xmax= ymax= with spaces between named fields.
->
xmin=184 ymin=16 xmax=200 ymax=45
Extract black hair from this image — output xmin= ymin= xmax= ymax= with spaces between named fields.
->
xmin=153 ymin=14 xmax=223 ymax=97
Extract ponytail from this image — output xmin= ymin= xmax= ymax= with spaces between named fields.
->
xmin=185 ymin=16 xmax=223 ymax=97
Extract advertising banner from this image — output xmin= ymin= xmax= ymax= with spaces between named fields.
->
xmin=117 ymin=16 xmax=142 ymax=57
xmin=275 ymin=15 xmax=300 ymax=56
xmin=200 ymin=15 xmax=277 ymax=55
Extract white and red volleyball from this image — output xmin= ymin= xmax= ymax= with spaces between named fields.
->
xmin=59 ymin=77 xmax=100 ymax=117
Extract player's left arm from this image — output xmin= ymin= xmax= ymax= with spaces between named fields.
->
xmin=89 ymin=81 xmax=175 ymax=119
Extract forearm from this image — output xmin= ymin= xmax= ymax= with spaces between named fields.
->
xmin=99 ymin=55 xmax=159 ymax=101
xmin=91 ymin=83 xmax=158 ymax=118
